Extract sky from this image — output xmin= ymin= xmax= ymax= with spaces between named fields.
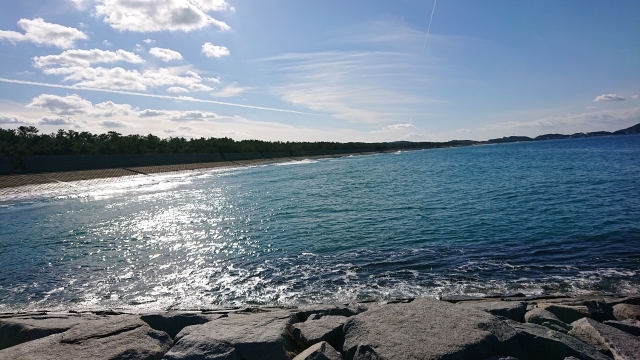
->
xmin=0 ymin=0 xmax=639 ymax=142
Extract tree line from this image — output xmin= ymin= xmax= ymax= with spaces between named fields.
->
xmin=1 ymin=126 xmax=472 ymax=158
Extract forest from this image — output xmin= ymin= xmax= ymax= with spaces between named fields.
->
xmin=0 ymin=126 xmax=472 ymax=158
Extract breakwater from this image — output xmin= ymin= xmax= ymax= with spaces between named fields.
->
xmin=1 ymin=294 xmax=639 ymax=359
xmin=4 ymin=149 xmax=375 ymax=175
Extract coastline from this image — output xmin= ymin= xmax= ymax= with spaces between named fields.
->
xmin=0 ymin=152 xmax=381 ymax=192
xmin=1 ymin=293 xmax=639 ymax=359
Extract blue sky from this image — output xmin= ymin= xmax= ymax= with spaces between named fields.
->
xmin=0 ymin=0 xmax=638 ymax=142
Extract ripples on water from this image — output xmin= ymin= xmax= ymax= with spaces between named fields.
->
xmin=1 ymin=135 xmax=639 ymax=312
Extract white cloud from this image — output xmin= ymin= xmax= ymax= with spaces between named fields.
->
xmin=170 ymin=110 xmax=220 ymax=121
xmin=632 ymin=94 xmax=639 ymax=100
xmin=103 ymin=40 xmax=112 ymax=46
xmin=372 ymin=123 xmax=416 ymax=133
xmin=99 ymin=120 xmax=127 ymax=128
xmin=192 ymin=0 xmax=229 ymax=11
xmin=456 ymin=128 xmax=471 ymax=133
xmin=27 ymin=94 xmax=92 ymax=115
xmin=95 ymin=0 xmax=230 ymax=32
xmin=189 ymin=83 xmax=213 ymax=92
xmin=134 ymin=44 xmax=144 ymax=52
xmin=167 ymin=86 xmax=190 ymax=93
xmin=211 ymin=82 xmax=249 ymax=97
xmin=143 ymin=39 xmax=155 ymax=44
xmin=41 ymin=66 xmax=204 ymax=91
xmin=205 ymin=76 xmax=221 ymax=83
xmin=0 ymin=113 xmax=33 ymax=124
xmin=33 ymin=49 xmax=144 ymax=68
xmin=0 ymin=18 xmax=88 ymax=49
xmin=594 ymin=94 xmax=626 ymax=102
xmin=39 ymin=115 xmax=76 ymax=125
xmin=149 ymin=47 xmax=183 ymax=62
xmin=481 ymin=107 xmax=640 ymax=131
xmin=202 ymin=42 xmax=230 ymax=58
xmin=139 ymin=109 xmax=168 ymax=117
xmin=26 ymin=94 xmax=135 ymax=118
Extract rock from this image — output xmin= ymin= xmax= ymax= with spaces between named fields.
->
xmin=545 ymin=297 xmax=615 ymax=322
xmin=569 ymin=317 xmax=640 ymax=360
xmin=613 ymin=304 xmax=640 ymax=321
xmin=485 ymin=357 xmax=520 ymax=360
xmin=539 ymin=304 xmax=591 ymax=324
xmin=0 ymin=315 xmax=172 ymax=360
xmin=295 ymin=306 xmax=363 ymax=322
xmin=0 ymin=312 xmax=99 ymax=350
xmin=505 ymin=320 xmax=611 ymax=360
xmin=342 ymin=297 xmax=526 ymax=360
xmin=604 ymin=296 xmax=640 ymax=307
xmin=602 ymin=320 xmax=640 ymax=336
xmin=165 ymin=311 xmax=299 ymax=360
xmin=293 ymin=341 xmax=342 ymax=360
xmin=291 ymin=315 xmax=348 ymax=350
xmin=140 ymin=312 xmax=210 ymax=338
xmin=458 ymin=301 xmax=527 ymax=322
xmin=524 ymin=308 xmax=572 ymax=333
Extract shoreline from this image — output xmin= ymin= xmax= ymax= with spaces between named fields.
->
xmin=1 ymin=293 xmax=639 ymax=359
xmin=0 ymin=152 xmax=382 ymax=191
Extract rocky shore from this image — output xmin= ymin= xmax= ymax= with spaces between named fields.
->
xmin=1 ymin=294 xmax=639 ymax=359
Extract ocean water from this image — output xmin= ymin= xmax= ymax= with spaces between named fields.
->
xmin=1 ymin=135 xmax=639 ymax=312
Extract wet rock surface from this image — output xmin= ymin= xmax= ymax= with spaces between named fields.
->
xmin=0 ymin=294 xmax=638 ymax=359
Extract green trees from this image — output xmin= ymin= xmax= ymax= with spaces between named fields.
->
xmin=0 ymin=126 xmax=471 ymax=160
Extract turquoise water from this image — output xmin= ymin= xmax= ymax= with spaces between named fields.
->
xmin=1 ymin=135 xmax=639 ymax=312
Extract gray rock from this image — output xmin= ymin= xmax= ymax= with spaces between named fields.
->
xmin=569 ymin=317 xmax=640 ymax=360
xmin=524 ymin=307 xmax=572 ymax=333
xmin=485 ymin=357 xmax=520 ymax=360
xmin=539 ymin=303 xmax=591 ymax=324
xmin=293 ymin=341 xmax=342 ymax=360
xmin=140 ymin=312 xmax=211 ymax=338
xmin=613 ymin=304 xmax=640 ymax=321
xmin=457 ymin=301 xmax=527 ymax=322
xmin=0 ymin=315 xmax=172 ymax=360
xmin=295 ymin=306 xmax=364 ymax=321
xmin=0 ymin=312 xmax=99 ymax=350
xmin=505 ymin=320 xmax=611 ymax=360
xmin=292 ymin=315 xmax=348 ymax=350
xmin=602 ymin=320 xmax=640 ymax=336
xmin=544 ymin=297 xmax=615 ymax=322
xmin=342 ymin=297 xmax=526 ymax=360
xmin=165 ymin=311 xmax=299 ymax=360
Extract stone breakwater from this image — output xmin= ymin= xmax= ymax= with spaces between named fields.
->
xmin=1 ymin=295 xmax=639 ymax=360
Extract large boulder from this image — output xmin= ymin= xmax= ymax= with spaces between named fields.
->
xmin=613 ymin=304 xmax=640 ymax=321
xmin=505 ymin=320 xmax=611 ymax=360
xmin=0 ymin=315 xmax=172 ymax=360
xmin=569 ymin=318 xmax=640 ymax=360
xmin=291 ymin=315 xmax=348 ymax=350
xmin=342 ymin=297 xmax=525 ymax=360
xmin=602 ymin=320 xmax=640 ymax=336
xmin=457 ymin=301 xmax=527 ymax=322
xmin=524 ymin=308 xmax=572 ymax=333
xmin=538 ymin=304 xmax=591 ymax=324
xmin=165 ymin=311 xmax=299 ymax=360
xmin=0 ymin=312 xmax=99 ymax=350
xmin=293 ymin=341 xmax=342 ymax=360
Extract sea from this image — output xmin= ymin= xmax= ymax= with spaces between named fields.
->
xmin=1 ymin=135 xmax=639 ymax=312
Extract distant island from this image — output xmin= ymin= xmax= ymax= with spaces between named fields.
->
xmin=1 ymin=122 xmax=638 ymax=174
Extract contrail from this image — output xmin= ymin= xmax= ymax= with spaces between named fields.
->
xmin=421 ymin=0 xmax=438 ymax=56
xmin=0 ymin=77 xmax=319 ymax=116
